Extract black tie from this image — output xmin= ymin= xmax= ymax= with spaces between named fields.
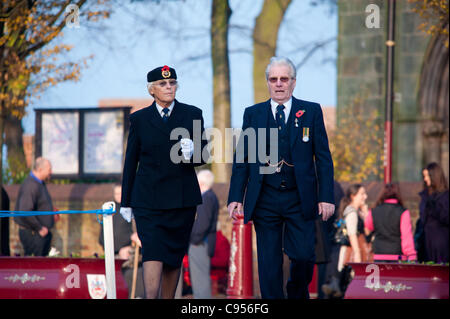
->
xmin=276 ymin=104 xmax=286 ymax=131
xmin=162 ymin=108 xmax=170 ymax=123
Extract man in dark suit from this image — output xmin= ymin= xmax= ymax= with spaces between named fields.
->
xmin=120 ymin=65 xmax=209 ymax=299
xmin=227 ymin=57 xmax=335 ymax=299
xmin=14 ymin=157 xmax=54 ymax=256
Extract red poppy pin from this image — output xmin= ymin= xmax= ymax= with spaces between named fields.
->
xmin=296 ymin=110 xmax=305 ymax=118
xmin=161 ymin=65 xmax=171 ymax=78
xmin=294 ymin=110 xmax=305 ymax=127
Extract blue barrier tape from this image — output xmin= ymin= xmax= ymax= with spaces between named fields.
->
xmin=0 ymin=208 xmax=115 ymax=224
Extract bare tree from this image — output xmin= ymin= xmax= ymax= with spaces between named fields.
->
xmin=252 ymin=0 xmax=337 ymax=102
xmin=211 ymin=0 xmax=232 ymax=183
xmin=253 ymin=0 xmax=292 ymax=103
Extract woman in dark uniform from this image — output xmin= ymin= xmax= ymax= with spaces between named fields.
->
xmin=120 ymin=65 xmax=209 ymax=299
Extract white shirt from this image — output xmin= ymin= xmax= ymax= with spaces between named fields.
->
xmin=270 ymin=98 xmax=292 ymax=124
xmin=155 ymin=101 xmax=175 ymax=118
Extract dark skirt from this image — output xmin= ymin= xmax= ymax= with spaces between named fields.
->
xmin=133 ymin=206 xmax=196 ymax=268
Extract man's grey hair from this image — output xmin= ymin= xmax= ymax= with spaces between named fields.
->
xmin=265 ymin=56 xmax=297 ymax=80
xmin=196 ymin=169 xmax=215 ymax=190
xmin=33 ymin=157 xmax=50 ymax=171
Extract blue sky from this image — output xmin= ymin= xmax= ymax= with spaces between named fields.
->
xmin=23 ymin=0 xmax=337 ymax=134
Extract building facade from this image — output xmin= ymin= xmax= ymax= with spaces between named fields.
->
xmin=337 ymin=0 xmax=449 ymax=182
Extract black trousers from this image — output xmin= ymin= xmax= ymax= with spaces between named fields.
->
xmin=252 ymin=184 xmax=316 ymax=299
xmin=19 ymin=228 xmax=52 ymax=256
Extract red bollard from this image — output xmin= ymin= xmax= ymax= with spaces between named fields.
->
xmin=226 ymin=214 xmax=253 ymax=299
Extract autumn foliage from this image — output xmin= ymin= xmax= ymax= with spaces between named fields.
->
xmin=0 ymin=0 xmax=110 ymax=187
xmin=0 ymin=0 xmax=110 ymax=119
xmin=329 ymin=92 xmax=384 ymax=183
xmin=409 ymin=0 xmax=449 ymax=47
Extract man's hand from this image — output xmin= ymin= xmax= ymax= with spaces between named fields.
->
xmin=227 ymin=202 xmax=243 ymax=220
xmin=318 ymin=202 xmax=335 ymax=221
xmin=118 ymin=246 xmax=132 ymax=260
xmin=38 ymin=226 xmax=48 ymax=237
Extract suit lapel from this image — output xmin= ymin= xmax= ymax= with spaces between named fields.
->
xmin=146 ymin=101 xmax=170 ymax=136
xmin=289 ymin=97 xmax=305 ymax=149
xmin=166 ymin=99 xmax=184 ymax=132
xmin=255 ymin=100 xmax=271 ymax=169
xmin=257 ymin=99 xmax=271 ymax=129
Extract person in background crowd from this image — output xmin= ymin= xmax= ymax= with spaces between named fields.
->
xmin=320 ymin=180 xmax=345 ymax=298
xmin=13 ymin=157 xmax=54 ymax=256
xmin=418 ymin=163 xmax=449 ymax=263
xmin=188 ymin=169 xmax=219 ymax=299
xmin=336 ymin=184 xmax=372 ymax=295
xmin=0 ymin=187 xmax=10 ymax=256
xmin=209 ymin=226 xmax=230 ymax=294
xmin=364 ymin=183 xmax=417 ymax=262
xmin=99 ymin=184 xmax=144 ymax=298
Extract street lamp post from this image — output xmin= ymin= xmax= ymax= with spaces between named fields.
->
xmin=384 ymin=0 xmax=396 ymax=184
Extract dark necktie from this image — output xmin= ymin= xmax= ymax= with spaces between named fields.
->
xmin=162 ymin=108 xmax=170 ymax=123
xmin=276 ymin=104 xmax=286 ymax=131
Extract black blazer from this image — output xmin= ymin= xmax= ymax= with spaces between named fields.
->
xmin=227 ymin=97 xmax=335 ymax=222
xmin=121 ymin=100 xmax=209 ymax=210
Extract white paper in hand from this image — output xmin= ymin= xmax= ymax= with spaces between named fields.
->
xmin=180 ymin=138 xmax=194 ymax=160
xmin=119 ymin=207 xmax=133 ymax=223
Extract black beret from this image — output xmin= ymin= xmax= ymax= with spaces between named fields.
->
xmin=147 ymin=65 xmax=177 ymax=82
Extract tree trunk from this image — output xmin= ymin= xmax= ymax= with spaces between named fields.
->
xmin=4 ymin=115 xmax=27 ymax=182
xmin=211 ymin=0 xmax=232 ymax=183
xmin=253 ymin=0 xmax=292 ymax=103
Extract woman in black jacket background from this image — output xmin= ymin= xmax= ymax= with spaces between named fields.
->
xmin=418 ymin=162 xmax=449 ymax=263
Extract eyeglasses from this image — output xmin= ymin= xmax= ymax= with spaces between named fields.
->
xmin=157 ymin=80 xmax=178 ymax=87
xmin=268 ymin=77 xmax=291 ymax=83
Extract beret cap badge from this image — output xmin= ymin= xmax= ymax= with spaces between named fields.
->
xmin=147 ymin=65 xmax=176 ymax=82
xmin=161 ymin=65 xmax=171 ymax=79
